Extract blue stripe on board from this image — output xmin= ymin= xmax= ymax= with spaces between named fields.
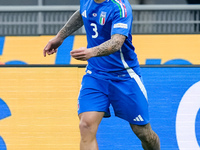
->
xmin=146 ymin=59 xmax=161 ymax=65
xmin=0 ymin=98 xmax=11 ymax=120
xmin=0 ymin=37 xmax=5 ymax=55
xmin=55 ymin=36 xmax=74 ymax=64
xmin=0 ymin=136 xmax=6 ymax=150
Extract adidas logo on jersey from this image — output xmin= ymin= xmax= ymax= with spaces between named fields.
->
xmin=82 ymin=10 xmax=87 ymax=18
xmin=133 ymin=115 xmax=144 ymax=121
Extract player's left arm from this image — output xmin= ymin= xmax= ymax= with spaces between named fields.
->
xmin=70 ymin=34 xmax=126 ymax=61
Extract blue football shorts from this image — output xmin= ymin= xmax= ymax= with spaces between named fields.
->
xmin=78 ymin=74 xmax=149 ymax=125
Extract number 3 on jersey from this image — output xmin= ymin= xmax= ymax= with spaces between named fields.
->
xmin=91 ymin=23 xmax=98 ymax=38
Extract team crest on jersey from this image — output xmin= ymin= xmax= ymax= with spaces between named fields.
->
xmin=99 ymin=11 xmax=106 ymax=25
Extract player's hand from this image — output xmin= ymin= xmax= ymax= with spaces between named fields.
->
xmin=43 ymin=36 xmax=63 ymax=57
xmin=70 ymin=47 xmax=93 ymax=61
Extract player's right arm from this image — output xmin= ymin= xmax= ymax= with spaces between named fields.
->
xmin=43 ymin=9 xmax=83 ymax=57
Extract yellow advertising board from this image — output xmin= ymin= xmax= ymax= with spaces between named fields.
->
xmin=0 ymin=35 xmax=199 ymax=65
xmin=132 ymin=34 xmax=200 ymax=65
xmin=0 ymin=67 xmax=85 ymax=150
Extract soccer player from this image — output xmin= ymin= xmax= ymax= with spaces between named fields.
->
xmin=43 ymin=0 xmax=160 ymax=149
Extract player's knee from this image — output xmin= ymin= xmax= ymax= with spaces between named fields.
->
xmin=138 ymin=129 xmax=158 ymax=146
xmin=132 ymin=124 xmax=153 ymax=143
xmin=79 ymin=120 xmax=91 ymax=132
xmin=79 ymin=120 xmax=97 ymax=143
xmin=79 ymin=119 xmax=97 ymax=135
xmin=136 ymin=131 xmax=151 ymax=143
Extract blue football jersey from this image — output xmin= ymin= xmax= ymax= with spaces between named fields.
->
xmin=80 ymin=0 xmax=141 ymax=80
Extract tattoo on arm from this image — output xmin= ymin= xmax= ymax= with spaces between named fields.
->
xmin=92 ymin=34 xmax=126 ymax=57
xmin=57 ymin=9 xmax=83 ymax=40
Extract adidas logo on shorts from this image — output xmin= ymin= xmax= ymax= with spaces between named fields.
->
xmin=133 ymin=115 xmax=144 ymax=122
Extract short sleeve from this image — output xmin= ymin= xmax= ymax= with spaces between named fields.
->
xmin=111 ymin=3 xmax=132 ymax=37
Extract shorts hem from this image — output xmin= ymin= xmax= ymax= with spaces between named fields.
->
xmin=78 ymin=110 xmax=111 ymax=118
xmin=116 ymin=115 xmax=149 ymax=125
